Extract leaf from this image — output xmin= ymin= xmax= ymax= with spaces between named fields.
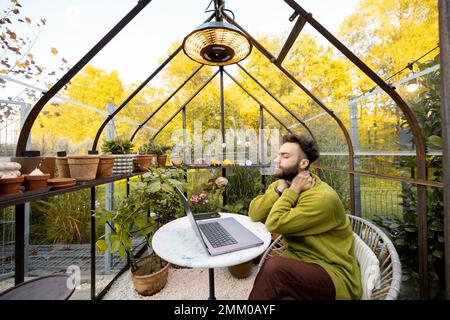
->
xmin=161 ymin=183 xmax=174 ymax=193
xmin=427 ymin=135 xmax=442 ymax=148
xmin=51 ymin=47 xmax=58 ymax=55
xmin=96 ymin=240 xmax=107 ymax=253
xmin=146 ymin=181 xmax=161 ymax=193
xmin=111 ymin=240 xmax=121 ymax=253
xmin=432 ymin=249 xmax=443 ymax=258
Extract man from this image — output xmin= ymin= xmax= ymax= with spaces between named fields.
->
xmin=248 ymin=134 xmax=361 ymax=300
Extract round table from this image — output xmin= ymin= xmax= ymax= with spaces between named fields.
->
xmin=152 ymin=212 xmax=271 ymax=299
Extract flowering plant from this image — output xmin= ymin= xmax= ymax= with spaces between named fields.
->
xmin=189 ymin=177 xmax=229 ymax=213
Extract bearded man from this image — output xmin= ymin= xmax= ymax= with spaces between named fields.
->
xmin=248 ymin=134 xmax=361 ymax=300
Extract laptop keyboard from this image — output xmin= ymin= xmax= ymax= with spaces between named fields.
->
xmin=198 ymin=222 xmax=238 ymax=248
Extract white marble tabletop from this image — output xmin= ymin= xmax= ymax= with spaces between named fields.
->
xmin=152 ymin=213 xmax=271 ymax=268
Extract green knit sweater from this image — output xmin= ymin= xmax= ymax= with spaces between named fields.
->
xmin=248 ymin=174 xmax=362 ymax=300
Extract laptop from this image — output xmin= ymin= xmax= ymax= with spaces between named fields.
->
xmin=175 ymin=186 xmax=264 ymax=256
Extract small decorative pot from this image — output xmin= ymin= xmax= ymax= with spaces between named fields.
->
xmin=0 ymin=175 xmax=24 ymax=196
xmin=157 ymin=155 xmax=167 ymax=167
xmin=11 ymin=156 xmax=56 ymax=178
xmin=112 ymin=154 xmax=134 ymax=175
xmin=24 ymin=174 xmax=50 ymax=191
xmin=67 ymin=155 xmax=100 ymax=181
xmin=171 ymin=155 xmax=183 ymax=167
xmin=55 ymin=157 xmax=70 ymax=178
xmin=97 ymin=155 xmax=115 ymax=179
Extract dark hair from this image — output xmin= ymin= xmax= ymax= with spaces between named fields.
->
xmin=282 ymin=134 xmax=319 ymax=167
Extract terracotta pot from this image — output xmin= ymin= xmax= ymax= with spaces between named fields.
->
xmin=149 ymin=154 xmax=157 ymax=166
xmin=55 ymin=157 xmax=70 ymax=178
xmin=136 ymin=155 xmax=152 ymax=171
xmin=67 ymin=155 xmax=100 ymax=181
xmin=11 ymin=157 xmax=56 ymax=178
xmin=130 ymin=256 xmax=170 ymax=296
xmin=24 ymin=174 xmax=50 ymax=191
xmin=228 ymin=260 xmax=253 ymax=279
xmin=0 ymin=175 xmax=24 ymax=196
xmin=97 ymin=155 xmax=115 ymax=179
xmin=157 ymin=155 xmax=167 ymax=167
xmin=171 ymin=155 xmax=183 ymax=167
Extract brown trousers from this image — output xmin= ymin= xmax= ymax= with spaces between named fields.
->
xmin=248 ymin=255 xmax=335 ymax=300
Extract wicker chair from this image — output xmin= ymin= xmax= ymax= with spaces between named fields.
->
xmin=257 ymin=214 xmax=402 ymax=300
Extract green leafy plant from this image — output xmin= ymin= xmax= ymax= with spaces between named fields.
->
xmin=95 ymin=167 xmax=185 ymax=272
xmin=222 ymin=168 xmax=265 ymax=215
xmin=139 ymin=139 xmax=172 ymax=156
xmin=30 ymin=190 xmax=92 ymax=245
xmin=101 ymin=138 xmax=135 ymax=154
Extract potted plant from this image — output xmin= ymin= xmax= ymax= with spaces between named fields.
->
xmin=136 ymin=140 xmax=159 ymax=171
xmin=95 ymin=167 xmax=186 ymax=296
xmin=154 ymin=144 xmax=172 ymax=168
xmin=101 ymin=138 xmax=134 ymax=175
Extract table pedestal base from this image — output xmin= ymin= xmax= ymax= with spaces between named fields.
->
xmin=208 ymin=268 xmax=216 ymax=300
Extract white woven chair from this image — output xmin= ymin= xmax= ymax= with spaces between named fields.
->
xmin=257 ymin=214 xmax=402 ymax=300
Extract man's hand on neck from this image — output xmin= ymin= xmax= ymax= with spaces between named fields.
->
xmin=289 ymin=171 xmax=315 ymax=194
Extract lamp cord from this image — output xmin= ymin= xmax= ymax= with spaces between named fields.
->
xmin=204 ymin=0 xmax=235 ymax=21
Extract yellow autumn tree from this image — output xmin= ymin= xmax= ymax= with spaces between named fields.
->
xmin=337 ymin=0 xmax=438 ymax=153
xmin=31 ymin=65 xmax=130 ymax=154
xmin=338 ymin=0 xmax=438 ymax=91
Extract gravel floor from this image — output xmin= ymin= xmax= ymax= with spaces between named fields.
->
xmin=102 ymin=265 xmax=258 ymax=300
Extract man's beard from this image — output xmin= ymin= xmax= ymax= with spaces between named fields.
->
xmin=274 ymin=164 xmax=299 ymax=181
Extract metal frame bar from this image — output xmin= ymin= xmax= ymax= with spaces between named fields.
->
xmin=220 ymin=67 xmax=227 ymax=205
xmin=92 ymin=46 xmax=183 ymax=150
xmin=277 ymin=15 xmax=308 ymax=64
xmin=14 ymin=204 xmax=25 ymax=285
xmin=237 ymin=63 xmax=317 ymax=141
xmin=15 ymin=0 xmax=153 ymax=156
xmin=151 ymin=71 xmax=219 ymax=139
xmin=315 ymin=166 xmax=444 ymax=188
xmin=223 ymin=70 xmax=295 ymax=134
xmin=438 ymin=0 xmax=450 ymax=300
xmin=129 ymin=65 xmax=203 ymax=141
xmin=90 ymin=187 xmax=96 ymax=300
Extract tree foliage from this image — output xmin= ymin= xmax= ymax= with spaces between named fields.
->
xmin=0 ymin=0 xmax=69 ymax=122
xmin=338 ymin=0 xmax=438 ymax=92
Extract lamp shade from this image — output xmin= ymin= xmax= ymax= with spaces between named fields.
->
xmin=183 ymin=21 xmax=252 ymax=66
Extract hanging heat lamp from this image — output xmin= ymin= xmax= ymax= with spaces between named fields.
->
xmin=182 ymin=1 xmax=252 ymax=66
